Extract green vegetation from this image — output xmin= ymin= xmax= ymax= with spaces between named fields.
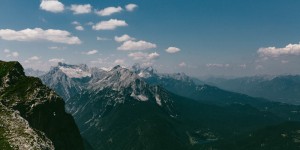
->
xmin=0 ymin=61 xmax=22 ymax=78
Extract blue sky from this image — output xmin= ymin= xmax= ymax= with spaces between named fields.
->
xmin=1 ymin=0 xmax=300 ymax=77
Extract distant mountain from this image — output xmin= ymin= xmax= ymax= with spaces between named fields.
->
xmin=132 ymin=64 xmax=300 ymax=121
xmin=0 ymin=61 xmax=84 ymax=150
xmin=40 ymin=63 xmax=300 ymax=150
xmin=205 ymin=75 xmax=300 ymax=105
xmin=24 ymin=68 xmax=46 ymax=77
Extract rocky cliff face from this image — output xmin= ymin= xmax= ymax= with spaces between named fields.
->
xmin=0 ymin=61 xmax=85 ymax=150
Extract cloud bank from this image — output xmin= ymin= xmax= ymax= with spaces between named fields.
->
xmin=118 ymin=40 xmax=157 ymax=51
xmin=0 ymin=28 xmax=81 ymax=45
xmin=258 ymin=43 xmax=300 ymax=57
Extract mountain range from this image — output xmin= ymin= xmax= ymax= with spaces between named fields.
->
xmin=35 ymin=62 xmax=300 ymax=150
xmin=205 ymin=75 xmax=300 ymax=105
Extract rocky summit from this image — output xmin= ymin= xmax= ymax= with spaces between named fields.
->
xmin=0 ymin=61 xmax=85 ymax=150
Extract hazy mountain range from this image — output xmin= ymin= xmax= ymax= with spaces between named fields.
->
xmin=205 ymin=75 xmax=300 ymax=105
xmin=27 ymin=62 xmax=300 ymax=150
xmin=1 ymin=60 xmax=300 ymax=149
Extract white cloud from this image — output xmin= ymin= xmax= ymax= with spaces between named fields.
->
xmin=206 ymin=63 xmax=230 ymax=68
xmin=4 ymin=49 xmax=10 ymax=53
xmin=114 ymin=34 xmax=135 ymax=42
xmin=3 ymin=49 xmax=18 ymax=58
xmin=28 ymin=56 xmax=40 ymax=61
xmin=75 ymin=26 xmax=84 ymax=31
xmin=0 ymin=28 xmax=81 ymax=45
xmin=125 ymin=4 xmax=138 ymax=12
xmin=70 ymin=4 xmax=92 ymax=14
xmin=71 ymin=21 xmax=80 ymax=25
xmin=83 ymin=50 xmax=98 ymax=55
xmin=148 ymin=52 xmax=160 ymax=60
xmin=49 ymin=58 xmax=65 ymax=63
xmin=179 ymin=62 xmax=186 ymax=67
xmin=118 ymin=40 xmax=157 ymax=51
xmin=166 ymin=47 xmax=181 ymax=53
xmin=95 ymin=6 xmax=122 ymax=16
xmin=128 ymin=52 xmax=159 ymax=60
xmin=11 ymin=52 xmax=19 ymax=57
xmin=48 ymin=46 xmax=66 ymax=50
xmin=114 ymin=59 xmax=125 ymax=64
xmin=40 ymin=0 xmax=64 ymax=13
xmin=96 ymin=36 xmax=109 ymax=41
xmin=92 ymin=19 xmax=128 ymax=30
xmin=258 ymin=43 xmax=300 ymax=57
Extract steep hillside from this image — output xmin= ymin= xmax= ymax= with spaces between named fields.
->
xmin=0 ymin=61 xmax=85 ymax=150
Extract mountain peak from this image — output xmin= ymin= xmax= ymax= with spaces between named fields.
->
xmin=131 ymin=63 xmax=157 ymax=78
xmin=0 ymin=61 xmax=25 ymax=78
xmin=112 ymin=65 xmax=122 ymax=70
xmin=54 ymin=63 xmax=91 ymax=78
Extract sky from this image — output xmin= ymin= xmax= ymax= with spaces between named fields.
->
xmin=1 ymin=0 xmax=300 ymax=77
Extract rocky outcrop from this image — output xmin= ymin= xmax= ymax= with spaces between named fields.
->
xmin=0 ymin=61 xmax=84 ymax=150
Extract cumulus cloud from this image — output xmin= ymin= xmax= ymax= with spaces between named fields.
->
xmin=11 ymin=52 xmax=19 ymax=57
xmin=148 ymin=52 xmax=160 ymax=60
xmin=166 ymin=47 xmax=181 ymax=53
xmin=49 ymin=58 xmax=65 ymax=63
xmin=206 ymin=63 xmax=230 ymax=68
xmin=92 ymin=19 xmax=128 ymax=30
xmin=40 ymin=0 xmax=64 ymax=13
xmin=179 ymin=62 xmax=187 ymax=67
xmin=70 ymin=4 xmax=92 ymax=14
xmin=48 ymin=46 xmax=66 ymax=50
xmin=95 ymin=6 xmax=123 ymax=16
xmin=29 ymin=56 xmax=40 ymax=61
xmin=128 ymin=52 xmax=159 ymax=60
xmin=71 ymin=21 xmax=84 ymax=31
xmin=125 ymin=4 xmax=138 ymax=12
xmin=83 ymin=50 xmax=98 ymax=55
xmin=4 ymin=49 xmax=19 ymax=58
xmin=0 ymin=28 xmax=81 ymax=45
xmin=258 ymin=43 xmax=300 ymax=57
xmin=118 ymin=40 xmax=157 ymax=51
xmin=114 ymin=59 xmax=125 ymax=64
xmin=75 ymin=25 xmax=84 ymax=31
xmin=71 ymin=21 xmax=80 ymax=25
xmin=114 ymin=34 xmax=135 ymax=42
xmin=3 ymin=49 xmax=10 ymax=53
